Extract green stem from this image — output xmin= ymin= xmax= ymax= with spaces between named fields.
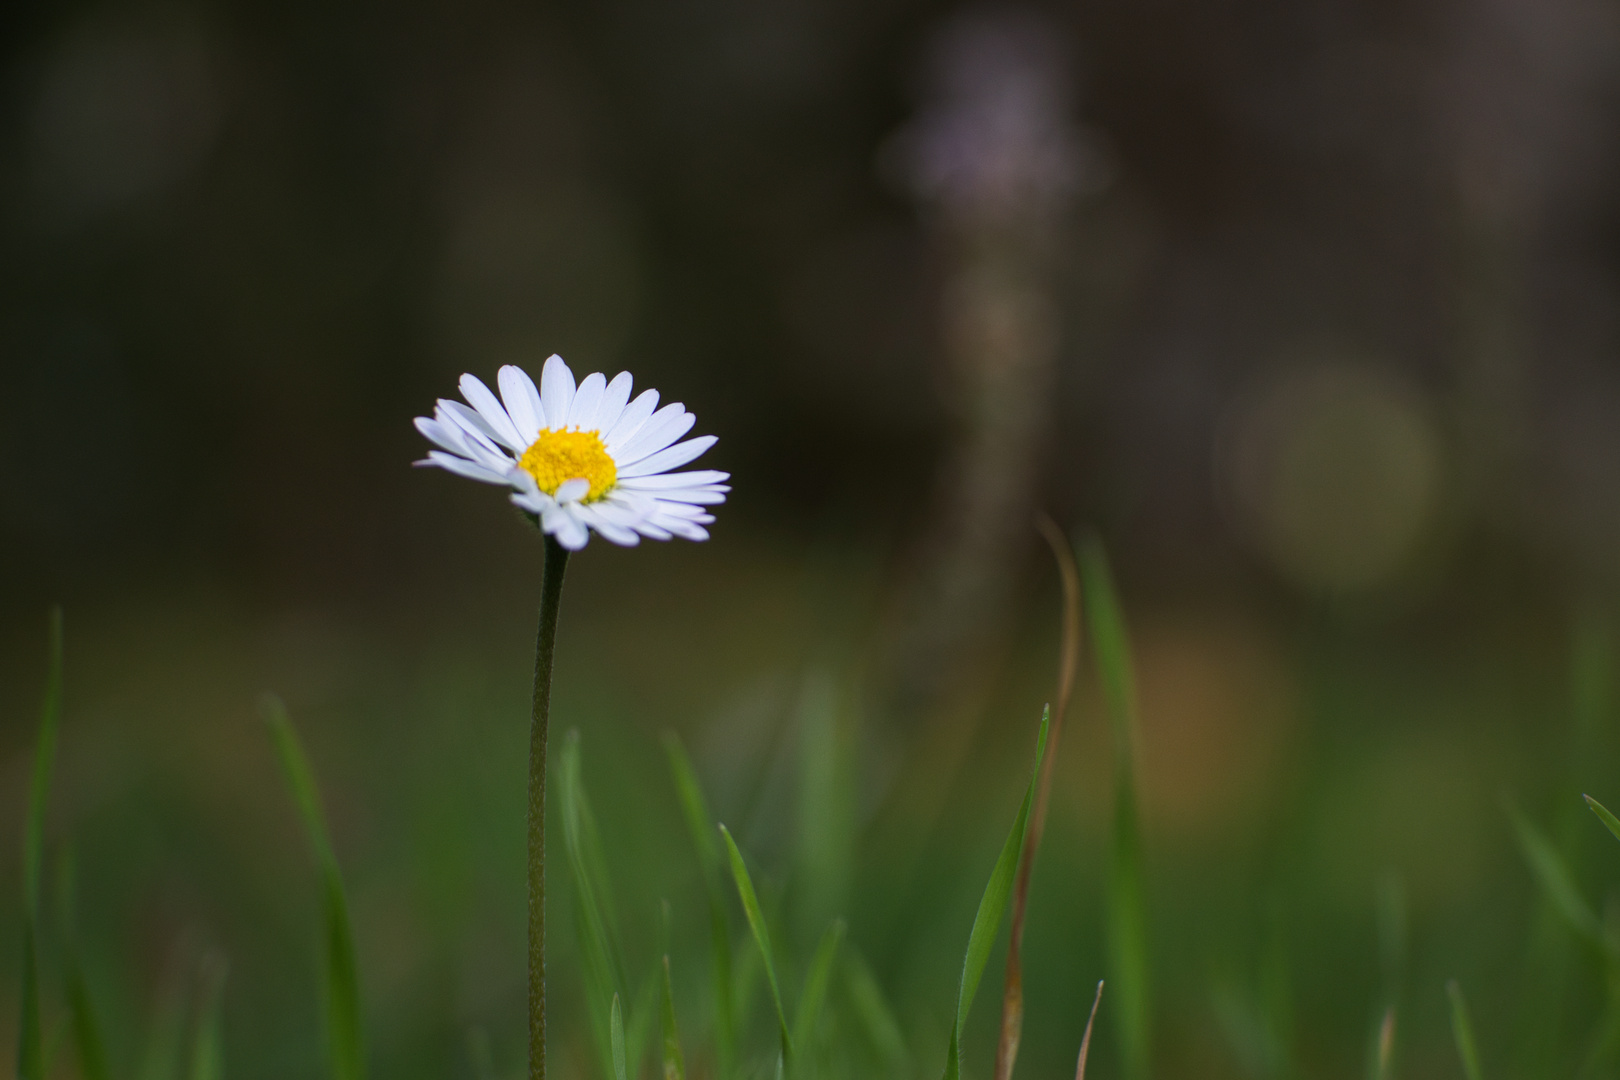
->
xmin=530 ymin=535 xmax=570 ymax=1080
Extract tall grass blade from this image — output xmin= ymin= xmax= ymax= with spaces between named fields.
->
xmin=719 ymin=822 xmax=793 ymax=1064
xmin=561 ymin=732 xmax=629 ymax=1078
xmin=843 ymin=946 xmax=909 ymax=1073
xmin=625 ymin=965 xmax=661 ymax=1080
xmin=18 ymin=608 xmax=63 ymax=1080
xmin=1513 ymin=614 xmax=1615 ymax=1078
xmin=663 ymin=732 xmax=736 ymax=1077
xmin=793 ymin=920 xmax=845 ymax=1052
xmin=263 ymin=695 xmax=365 ymax=1080
xmin=58 ymin=850 xmax=109 ymax=1080
xmin=1078 ymin=537 xmax=1151 ymax=1080
xmin=466 ymin=1028 xmax=497 ymax=1080
xmin=140 ymin=974 xmax=189 ymax=1080
xmin=995 ymin=516 xmax=1083 ymax=1080
xmin=188 ymin=955 xmax=228 ymax=1080
xmin=1509 ymin=805 xmax=1611 ymax=952
xmin=941 ymin=709 xmax=1050 ymax=1080
xmin=1447 ymin=980 xmax=1485 ymax=1080
xmin=611 ymin=994 xmax=629 ymax=1080
xmin=1586 ymin=795 xmax=1620 ymax=846
xmin=1075 ymin=981 xmax=1104 ymax=1080
xmin=660 ymin=956 xmax=686 ymax=1080
xmin=1367 ymin=1007 xmax=1395 ymax=1080
xmin=795 ymin=673 xmax=856 ymax=951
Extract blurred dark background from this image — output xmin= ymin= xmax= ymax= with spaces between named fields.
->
xmin=4 ymin=0 xmax=1620 ymax=1076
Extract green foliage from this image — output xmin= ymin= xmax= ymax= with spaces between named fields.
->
xmin=941 ymin=708 xmax=1049 ymax=1080
xmin=18 ymin=608 xmax=63 ymax=1080
xmin=792 ymin=920 xmax=844 ymax=1053
xmin=58 ymin=852 xmax=109 ymax=1080
xmin=719 ymin=823 xmax=793 ymax=1067
xmin=188 ymin=957 xmax=228 ymax=1080
xmin=562 ymin=731 xmax=633 ymax=1078
xmin=1078 ymin=537 xmax=1151 ymax=1080
xmin=1509 ymin=805 xmax=1612 ymax=954
xmin=660 ymin=956 xmax=686 ymax=1080
xmin=663 ymin=732 xmax=736 ymax=1076
xmin=842 ymin=946 xmax=909 ymax=1074
xmin=264 ymin=695 xmax=366 ymax=1080
xmin=1448 ymin=980 xmax=1485 ymax=1080
xmin=611 ymin=993 xmax=629 ymax=1080
xmin=1586 ymin=795 xmax=1620 ymax=847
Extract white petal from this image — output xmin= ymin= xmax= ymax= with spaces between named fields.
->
xmin=498 ymin=366 xmax=544 ymax=444
xmin=604 ymin=489 xmax=656 ymax=517
xmin=594 ymin=372 xmax=635 ymax=435
xmin=576 ymin=505 xmax=641 ymax=546
xmin=544 ymin=508 xmax=589 ymax=550
xmin=424 ymin=451 xmax=511 ymax=485
xmin=441 ymin=400 xmax=515 ymax=455
xmin=554 ymin=508 xmax=591 ymax=549
xmin=433 ymin=406 xmax=513 ymax=469
xmin=617 ymin=469 xmax=730 ymax=489
xmin=642 ymin=485 xmax=728 ymax=505
xmin=652 ymin=514 xmax=710 ymax=541
xmin=634 ymin=519 xmax=674 ymax=540
xmin=555 ymin=477 xmax=591 ymax=504
xmin=459 ymin=374 xmax=524 ymax=449
xmin=613 ymin=405 xmax=694 ymax=466
xmin=589 ymin=499 xmax=643 ymax=527
xmin=618 ymin=434 xmax=716 ymax=478
xmin=605 ymin=389 xmax=660 ymax=449
xmin=416 ymin=415 xmax=471 ymax=455
xmin=568 ymin=373 xmax=607 ymax=431
xmin=539 ymin=355 xmax=576 ymax=431
xmin=652 ymin=500 xmax=716 ymax=520
xmin=512 ymin=489 xmax=556 ymax=514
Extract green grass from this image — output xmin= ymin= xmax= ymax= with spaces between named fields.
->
xmin=17 ymin=608 xmax=62 ymax=1080
xmin=263 ymin=696 xmax=365 ymax=1080
xmin=1078 ymin=537 xmax=1151 ymax=1080
xmin=942 ymin=708 xmax=1048 ymax=1080
xmin=28 ymin=548 xmax=1620 ymax=1080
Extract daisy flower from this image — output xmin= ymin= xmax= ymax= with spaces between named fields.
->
xmin=415 ymin=355 xmax=729 ymax=550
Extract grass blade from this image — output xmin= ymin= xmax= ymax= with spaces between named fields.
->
xmin=58 ymin=850 xmax=109 ymax=1080
xmin=843 ymin=945 xmax=909 ymax=1073
xmin=1075 ymin=981 xmax=1104 ymax=1080
xmin=625 ymin=965 xmax=661 ymax=1080
xmin=1367 ymin=1006 xmax=1396 ymax=1080
xmin=719 ymin=823 xmax=793 ymax=1065
xmin=1587 ymin=795 xmax=1620 ymax=846
xmin=466 ymin=1028 xmax=497 ymax=1080
xmin=660 ymin=955 xmax=686 ymax=1080
xmin=996 ymin=516 xmax=1083 ymax=1080
xmin=793 ymin=920 xmax=845 ymax=1052
xmin=663 ymin=732 xmax=736 ymax=1077
xmin=18 ymin=608 xmax=63 ymax=1080
xmin=140 ymin=980 xmax=189 ymax=1080
xmin=795 ymin=673 xmax=855 ymax=946
xmin=611 ymin=994 xmax=629 ymax=1080
xmin=188 ymin=955 xmax=228 ymax=1080
xmin=1509 ymin=804 xmax=1611 ymax=952
xmin=1078 ymin=537 xmax=1151 ymax=1080
xmin=263 ymin=695 xmax=365 ymax=1080
xmin=942 ymin=709 xmax=1050 ymax=1080
xmin=1448 ymin=980 xmax=1485 ymax=1080
xmin=562 ymin=732 xmax=629 ymax=1078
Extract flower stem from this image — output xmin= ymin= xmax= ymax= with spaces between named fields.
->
xmin=530 ymin=535 xmax=569 ymax=1080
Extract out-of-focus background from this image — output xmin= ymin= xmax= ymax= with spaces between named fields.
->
xmin=4 ymin=0 xmax=1620 ymax=1076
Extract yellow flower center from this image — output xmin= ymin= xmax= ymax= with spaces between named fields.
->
xmin=517 ymin=428 xmax=617 ymax=502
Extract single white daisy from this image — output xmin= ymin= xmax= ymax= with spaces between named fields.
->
xmin=415 ymin=354 xmax=729 ymax=550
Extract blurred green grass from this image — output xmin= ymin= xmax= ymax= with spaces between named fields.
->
xmin=3 ymin=531 xmax=1618 ymax=1080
